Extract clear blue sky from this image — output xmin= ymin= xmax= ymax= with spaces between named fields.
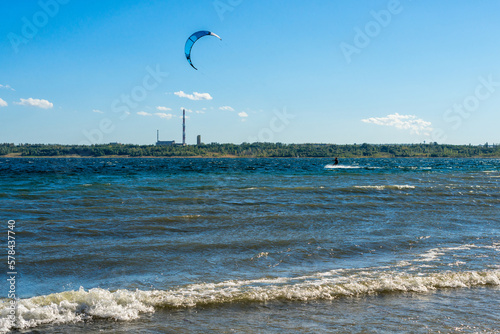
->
xmin=1 ymin=0 xmax=499 ymax=145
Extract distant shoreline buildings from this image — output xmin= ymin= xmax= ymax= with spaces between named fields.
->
xmin=156 ymin=109 xmax=201 ymax=146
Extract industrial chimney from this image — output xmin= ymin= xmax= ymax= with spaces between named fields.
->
xmin=182 ymin=109 xmax=186 ymax=146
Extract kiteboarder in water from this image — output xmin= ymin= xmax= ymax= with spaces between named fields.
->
xmin=334 ymin=157 xmax=339 ymax=165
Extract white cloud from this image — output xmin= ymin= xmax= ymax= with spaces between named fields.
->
xmin=361 ymin=113 xmax=432 ymax=135
xmin=155 ymin=113 xmax=173 ymax=119
xmin=0 ymin=84 xmax=15 ymax=91
xmin=93 ymin=109 xmax=104 ymax=114
xmin=15 ymin=98 xmax=53 ymax=109
xmin=180 ymin=107 xmax=203 ymax=114
xmin=156 ymin=106 xmax=171 ymax=111
xmin=137 ymin=111 xmax=152 ymax=116
xmin=174 ymin=91 xmax=213 ymax=100
xmin=238 ymin=111 xmax=249 ymax=118
xmin=219 ymin=106 xmax=234 ymax=111
xmin=0 ymin=98 xmax=8 ymax=107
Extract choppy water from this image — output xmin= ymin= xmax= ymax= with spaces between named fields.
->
xmin=1 ymin=158 xmax=499 ymax=333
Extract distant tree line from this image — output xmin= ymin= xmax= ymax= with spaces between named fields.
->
xmin=0 ymin=142 xmax=499 ymax=158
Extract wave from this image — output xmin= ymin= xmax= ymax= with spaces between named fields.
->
xmin=324 ymin=165 xmax=361 ymax=169
xmin=354 ymin=185 xmax=416 ymax=190
xmin=324 ymin=165 xmax=435 ymax=171
xmin=1 ymin=269 xmax=499 ymax=332
xmin=324 ymin=164 xmax=384 ymax=170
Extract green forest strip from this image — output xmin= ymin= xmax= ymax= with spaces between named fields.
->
xmin=1 ymin=143 xmax=499 ymax=158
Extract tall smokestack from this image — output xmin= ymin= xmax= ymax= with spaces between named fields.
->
xmin=182 ymin=109 xmax=186 ymax=146
xmin=157 ymin=129 xmax=159 ymax=142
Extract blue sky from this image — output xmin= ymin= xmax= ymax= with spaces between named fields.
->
xmin=1 ymin=0 xmax=499 ymax=145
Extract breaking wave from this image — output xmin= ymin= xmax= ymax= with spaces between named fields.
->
xmin=1 ymin=269 xmax=499 ymax=332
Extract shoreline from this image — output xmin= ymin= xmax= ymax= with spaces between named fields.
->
xmin=2 ymin=143 xmax=498 ymax=159
xmin=1 ymin=154 xmax=498 ymax=159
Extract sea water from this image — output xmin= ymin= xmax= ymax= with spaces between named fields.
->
xmin=0 ymin=158 xmax=499 ymax=333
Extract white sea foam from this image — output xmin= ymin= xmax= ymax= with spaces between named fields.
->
xmin=416 ymin=248 xmax=446 ymax=262
xmin=0 ymin=287 xmax=154 ymax=333
xmin=253 ymin=252 xmax=269 ymax=259
xmin=394 ymin=185 xmax=416 ymax=189
xmin=324 ymin=165 xmax=361 ymax=169
xmin=414 ymin=244 xmax=490 ymax=264
xmin=1 ymin=269 xmax=499 ymax=332
xmin=354 ymin=185 xmax=416 ymax=190
xmin=354 ymin=185 xmax=385 ymax=190
xmin=180 ymin=214 xmax=201 ymax=218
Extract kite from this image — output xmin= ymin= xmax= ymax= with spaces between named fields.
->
xmin=185 ymin=31 xmax=222 ymax=70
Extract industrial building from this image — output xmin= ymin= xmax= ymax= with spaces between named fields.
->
xmin=156 ymin=109 xmax=201 ymax=146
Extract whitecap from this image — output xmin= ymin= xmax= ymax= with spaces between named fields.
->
xmin=324 ymin=165 xmax=361 ymax=169
xmin=353 ymin=185 xmax=415 ymax=190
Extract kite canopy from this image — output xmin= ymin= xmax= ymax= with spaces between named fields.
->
xmin=185 ymin=30 xmax=222 ymax=70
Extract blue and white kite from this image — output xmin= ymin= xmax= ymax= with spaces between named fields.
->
xmin=184 ymin=31 xmax=222 ymax=70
